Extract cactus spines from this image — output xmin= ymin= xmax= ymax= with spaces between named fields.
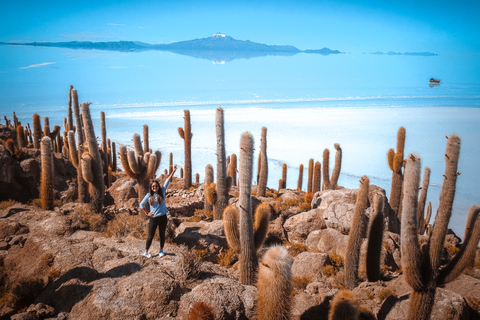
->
xmin=204 ymin=165 xmax=214 ymax=212
xmin=297 ymin=164 xmax=303 ymax=191
xmin=307 ymin=158 xmax=314 ymax=193
xmin=281 ymin=163 xmax=287 ymax=189
xmin=366 ymin=192 xmax=385 ymax=282
xmin=328 ymin=290 xmax=360 ymax=320
xmin=80 ymin=102 xmax=105 ymax=213
xmin=323 ymin=148 xmax=331 ymax=190
xmin=228 ymin=153 xmax=237 ymax=187
xmin=16 ymin=125 xmax=26 ymax=148
xmin=178 ymin=110 xmax=193 ymax=189
xmin=120 ymin=131 xmax=161 ymax=201
xmin=388 ymin=127 xmax=406 ymax=217
xmin=33 ymin=113 xmax=42 ymax=149
xmin=331 ymin=143 xmax=342 ymax=189
xmin=214 ymin=108 xmax=228 ymax=220
xmin=255 ymin=246 xmax=293 ymax=320
xmin=187 ymin=301 xmax=215 ymax=320
xmin=223 ymin=205 xmax=241 ymax=253
xmin=417 ymin=167 xmax=431 ymax=234
xmin=313 ymin=161 xmax=321 ymax=193
xmin=344 ymin=175 xmax=369 ymax=290
xmin=238 ymin=131 xmax=257 ymax=284
xmin=40 ymin=136 xmax=55 ymax=210
xmin=257 ymin=127 xmax=268 ymax=197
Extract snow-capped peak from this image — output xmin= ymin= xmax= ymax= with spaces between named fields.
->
xmin=212 ymin=33 xmax=228 ymax=38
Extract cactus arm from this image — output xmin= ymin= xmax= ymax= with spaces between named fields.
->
xmin=154 ymin=150 xmax=162 ymax=172
xmin=429 ymin=135 xmax=460 ymax=272
xmin=81 ymin=153 xmax=94 ymax=184
xmin=223 ymin=205 xmax=241 ymax=253
xmin=178 ymin=127 xmax=185 ymax=139
xmin=257 ymin=127 xmax=268 ymax=197
xmin=145 ymin=153 xmax=158 ymax=179
xmin=127 ymin=149 xmax=141 ymax=175
xmin=400 ymin=155 xmax=425 ymax=291
xmin=67 ymin=131 xmax=79 ymax=168
xmin=387 ymin=149 xmax=395 ymax=171
xmin=366 ymin=192 xmax=385 ymax=282
xmin=143 ymin=124 xmax=149 ymax=153
xmin=238 ymin=131 xmax=257 ymax=285
xmin=71 ymin=89 xmax=84 ymax=144
xmin=214 ymin=108 xmax=228 ymax=220
xmin=119 ymin=145 xmax=137 ymax=179
xmin=417 ymin=167 xmax=431 ymax=233
xmin=132 ymin=133 xmax=144 ymax=160
xmin=437 ymin=206 xmax=480 ymax=286
xmin=344 ymin=175 xmax=369 ymax=289
xmin=254 ymin=203 xmax=271 ymax=251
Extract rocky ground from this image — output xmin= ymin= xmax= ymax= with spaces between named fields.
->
xmin=1 ymin=123 xmax=480 ymax=320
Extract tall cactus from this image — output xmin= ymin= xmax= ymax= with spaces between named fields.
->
xmin=281 ymin=163 xmax=287 ymax=189
xmin=16 ymin=125 xmax=26 ymax=149
xmin=255 ymin=246 xmax=293 ymax=320
xmin=388 ymin=126 xmax=406 ymax=218
xmin=401 ymin=135 xmax=480 ymax=320
xmin=100 ymin=111 xmax=110 ymax=188
xmin=71 ymin=88 xmax=87 ymax=202
xmin=257 ymin=127 xmax=268 ymax=197
xmin=178 ymin=110 xmax=193 ymax=189
xmin=33 ymin=113 xmax=42 ymax=149
xmin=344 ymin=176 xmax=369 ymax=289
xmin=323 ymin=148 xmax=331 ymax=190
xmin=331 ymin=143 xmax=342 ymax=189
xmin=313 ymin=161 xmax=321 ymax=193
xmin=307 ymin=158 xmax=314 ymax=193
xmin=366 ymin=192 xmax=385 ymax=282
xmin=297 ymin=164 xmax=304 ymax=191
xmin=80 ymin=102 xmax=105 ymax=213
xmin=222 ymin=132 xmax=270 ymax=285
xmin=204 ymin=164 xmax=214 ymax=213
xmin=40 ymin=137 xmax=55 ymax=210
xmin=213 ymin=107 xmax=229 ymax=220
xmin=228 ymin=153 xmax=237 ymax=187
xmin=119 ymin=129 xmax=161 ymax=202
xmin=67 ymin=85 xmax=74 ymax=132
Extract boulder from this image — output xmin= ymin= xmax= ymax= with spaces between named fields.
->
xmin=284 ymin=209 xmax=326 ymax=242
xmin=107 ymin=178 xmax=138 ymax=206
xmin=292 ymin=252 xmax=331 ymax=282
xmin=174 ymin=220 xmax=227 ymax=252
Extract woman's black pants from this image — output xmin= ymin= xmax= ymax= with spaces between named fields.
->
xmin=145 ymin=214 xmax=167 ymax=251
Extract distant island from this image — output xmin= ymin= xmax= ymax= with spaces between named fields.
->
xmin=370 ymin=51 xmax=438 ymax=56
xmin=0 ymin=33 xmax=342 ymax=63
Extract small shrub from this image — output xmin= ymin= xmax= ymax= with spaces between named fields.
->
xmin=265 ymin=191 xmax=274 ymax=197
xmin=251 ymin=191 xmax=257 ymax=196
xmin=304 ymin=192 xmax=313 ymax=204
xmin=188 ymin=301 xmax=215 ymax=320
xmin=0 ymin=200 xmax=17 ymax=210
xmin=466 ymin=297 xmax=480 ymax=313
xmin=446 ymin=243 xmax=460 ymax=257
xmin=292 ymin=275 xmax=312 ymax=291
xmin=322 ymin=265 xmax=338 ymax=277
xmin=329 ymin=252 xmax=344 ymax=267
xmin=378 ymin=288 xmax=396 ymax=301
xmin=286 ymin=198 xmax=299 ymax=207
xmin=104 ymin=212 xmax=146 ymax=238
xmin=188 ymin=215 xmax=202 ymax=222
xmin=217 ymin=249 xmax=236 ymax=267
xmin=28 ymin=198 xmax=42 ymax=208
xmin=381 ymin=264 xmax=390 ymax=272
xmin=41 ymin=253 xmax=55 ymax=267
xmin=82 ymin=212 xmax=106 ymax=232
xmin=382 ymin=241 xmax=390 ymax=251
xmin=2 ymin=278 xmax=45 ymax=309
xmin=287 ymin=242 xmax=309 ymax=257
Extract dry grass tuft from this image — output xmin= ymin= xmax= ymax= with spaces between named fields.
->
xmin=328 ymin=252 xmax=344 ymax=267
xmin=286 ymin=242 xmax=310 ymax=257
xmin=104 ymin=212 xmax=146 ymax=238
xmin=187 ymin=301 xmax=216 ymax=320
xmin=322 ymin=265 xmax=338 ymax=277
xmin=382 ymin=241 xmax=390 ymax=251
xmin=48 ymin=268 xmax=61 ymax=281
xmin=298 ymin=202 xmax=311 ymax=212
xmin=0 ymin=200 xmax=18 ymax=210
xmin=445 ymin=243 xmax=460 ymax=257
xmin=286 ymin=198 xmax=300 ymax=207
xmin=467 ymin=297 xmax=480 ymax=313
xmin=217 ymin=248 xmax=237 ymax=267
xmin=292 ymin=275 xmax=312 ymax=291
xmin=304 ymin=192 xmax=313 ymax=204
xmin=41 ymin=253 xmax=55 ymax=267
xmin=378 ymin=288 xmax=396 ymax=301
xmin=81 ymin=212 xmax=106 ymax=232
xmin=0 ymin=277 xmax=45 ymax=310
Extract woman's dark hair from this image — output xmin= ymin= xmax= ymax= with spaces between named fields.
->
xmin=149 ymin=180 xmax=164 ymax=206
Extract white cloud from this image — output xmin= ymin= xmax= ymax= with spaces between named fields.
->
xmin=20 ymin=62 xmax=56 ymax=69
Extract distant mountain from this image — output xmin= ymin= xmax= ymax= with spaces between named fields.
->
xmin=371 ymin=51 xmax=438 ymax=56
xmin=1 ymin=33 xmax=342 ymax=63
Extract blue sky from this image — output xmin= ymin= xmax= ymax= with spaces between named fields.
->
xmin=1 ymin=0 xmax=479 ymax=54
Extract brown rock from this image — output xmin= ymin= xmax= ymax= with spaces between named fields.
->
xmin=284 ymin=208 xmax=326 ymax=241
xmin=292 ymin=252 xmax=331 ymax=282
xmin=107 ymin=178 xmax=138 ymax=206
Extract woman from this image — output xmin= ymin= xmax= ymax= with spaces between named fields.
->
xmin=140 ymin=165 xmax=178 ymax=258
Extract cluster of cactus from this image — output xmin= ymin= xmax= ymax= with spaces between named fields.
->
xmin=119 ymin=125 xmax=161 ymax=202
xmin=223 ymin=132 xmax=270 ymax=285
xmin=323 ymin=143 xmax=342 ymax=190
xmin=278 ymin=163 xmax=287 ymax=190
xmin=401 ymin=135 xmax=480 ymax=320
xmin=178 ymin=109 xmax=193 ymax=189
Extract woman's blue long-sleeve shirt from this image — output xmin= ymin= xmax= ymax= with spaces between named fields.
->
xmin=139 ymin=179 xmax=170 ymax=217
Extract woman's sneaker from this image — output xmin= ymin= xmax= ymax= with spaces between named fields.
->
xmin=159 ymin=250 xmax=165 ymax=257
xmin=143 ymin=252 xmax=152 ymax=258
